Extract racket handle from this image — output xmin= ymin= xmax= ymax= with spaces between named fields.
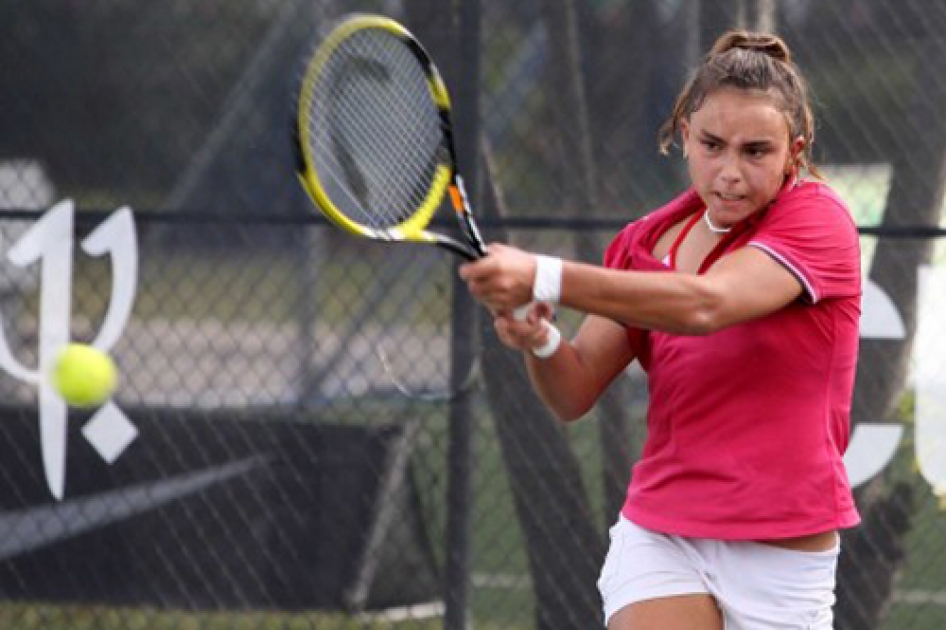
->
xmin=512 ymin=304 xmax=532 ymax=321
xmin=531 ymin=321 xmax=562 ymax=359
xmin=511 ymin=304 xmax=562 ymax=358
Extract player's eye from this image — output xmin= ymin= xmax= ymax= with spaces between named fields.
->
xmin=743 ymin=143 xmax=774 ymax=159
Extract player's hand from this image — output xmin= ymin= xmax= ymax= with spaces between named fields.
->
xmin=459 ymin=243 xmax=535 ymax=313
xmin=492 ymin=302 xmax=557 ymax=353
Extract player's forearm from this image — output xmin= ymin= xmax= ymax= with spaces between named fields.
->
xmin=560 ymin=261 xmax=722 ymax=335
xmin=523 ymin=342 xmax=604 ymax=422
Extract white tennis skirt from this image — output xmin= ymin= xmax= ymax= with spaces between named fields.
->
xmin=597 ymin=516 xmax=840 ymax=629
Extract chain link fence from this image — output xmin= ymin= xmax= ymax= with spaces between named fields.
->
xmin=1 ymin=1 xmax=946 ymax=629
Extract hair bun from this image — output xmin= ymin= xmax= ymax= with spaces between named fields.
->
xmin=710 ymin=30 xmax=792 ymax=64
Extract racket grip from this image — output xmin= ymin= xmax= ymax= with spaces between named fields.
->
xmin=511 ymin=304 xmax=562 ymax=359
xmin=531 ymin=320 xmax=562 ymax=359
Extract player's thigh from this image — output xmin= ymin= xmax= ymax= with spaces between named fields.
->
xmin=608 ymin=594 xmax=723 ymax=630
xmin=598 ymin=517 xmax=713 ymax=624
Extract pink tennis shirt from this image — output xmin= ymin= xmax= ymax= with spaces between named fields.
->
xmin=604 ymin=180 xmax=862 ymax=540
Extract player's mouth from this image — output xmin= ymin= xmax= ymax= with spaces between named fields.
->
xmin=713 ymin=192 xmax=749 ymax=209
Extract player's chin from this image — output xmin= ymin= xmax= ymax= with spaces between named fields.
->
xmin=710 ymin=197 xmax=765 ymax=222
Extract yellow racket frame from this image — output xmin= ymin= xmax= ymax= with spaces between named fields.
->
xmin=296 ymin=15 xmax=454 ymax=245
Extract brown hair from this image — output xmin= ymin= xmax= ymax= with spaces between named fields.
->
xmin=658 ymin=30 xmax=821 ymax=178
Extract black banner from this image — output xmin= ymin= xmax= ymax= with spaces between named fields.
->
xmin=0 ymin=406 xmax=441 ymax=612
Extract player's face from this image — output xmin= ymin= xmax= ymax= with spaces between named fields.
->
xmin=681 ymin=87 xmax=804 ymax=229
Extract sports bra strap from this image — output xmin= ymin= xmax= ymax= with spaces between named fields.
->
xmin=667 ymin=210 xmax=704 ymax=270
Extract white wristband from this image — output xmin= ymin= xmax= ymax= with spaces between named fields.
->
xmin=533 ymin=255 xmax=563 ymax=304
xmin=531 ymin=320 xmax=562 ymax=359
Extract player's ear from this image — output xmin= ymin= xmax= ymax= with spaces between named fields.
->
xmin=680 ymin=119 xmax=691 ymax=158
xmin=786 ymin=135 xmax=805 ymax=174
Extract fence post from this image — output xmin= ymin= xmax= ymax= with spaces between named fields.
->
xmin=445 ymin=1 xmax=482 ymax=630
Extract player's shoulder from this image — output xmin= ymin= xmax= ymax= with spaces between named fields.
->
xmin=633 ymin=189 xmax=703 ymax=232
xmin=606 ymin=189 xmax=701 ymax=267
xmin=768 ymin=179 xmax=857 ymax=232
xmin=780 ymin=179 xmax=853 ymax=217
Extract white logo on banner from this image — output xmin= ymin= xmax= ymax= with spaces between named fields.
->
xmin=0 ymin=200 xmax=138 ymax=500
xmin=843 ymin=279 xmax=906 ymax=487
xmin=915 ymin=266 xmax=946 ymax=496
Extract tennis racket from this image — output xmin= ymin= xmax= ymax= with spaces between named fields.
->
xmin=292 ymin=13 xmax=488 ymax=262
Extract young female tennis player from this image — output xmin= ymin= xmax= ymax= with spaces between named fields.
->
xmin=460 ymin=30 xmax=860 ymax=630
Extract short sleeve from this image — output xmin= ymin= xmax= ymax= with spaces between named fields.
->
xmin=604 ymin=221 xmax=642 ymax=270
xmin=602 ymin=220 xmax=650 ymax=362
xmin=748 ymin=184 xmax=861 ymax=303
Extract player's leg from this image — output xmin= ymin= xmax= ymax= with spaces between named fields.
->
xmin=608 ymin=594 xmax=723 ymax=630
xmin=598 ymin=518 xmax=719 ymax=629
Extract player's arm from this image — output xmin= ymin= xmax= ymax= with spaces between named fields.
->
xmin=460 ymin=243 xmax=804 ymax=335
xmin=558 ymin=245 xmax=803 ymax=334
xmin=520 ymin=314 xmax=635 ymax=422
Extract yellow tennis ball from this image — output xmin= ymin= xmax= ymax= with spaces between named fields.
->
xmin=52 ymin=343 xmax=118 ymax=407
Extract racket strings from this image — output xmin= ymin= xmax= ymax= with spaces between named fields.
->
xmin=304 ymin=29 xmax=446 ymax=231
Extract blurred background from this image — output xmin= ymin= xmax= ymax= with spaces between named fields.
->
xmin=0 ymin=0 xmax=945 ymax=629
